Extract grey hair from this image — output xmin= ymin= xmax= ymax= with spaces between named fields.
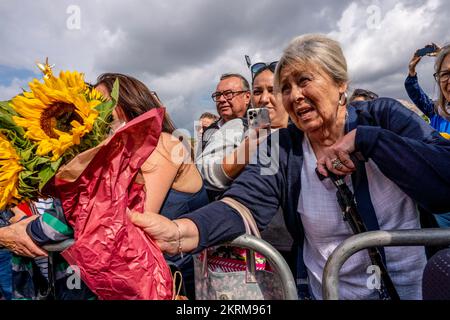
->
xmin=220 ymin=73 xmax=250 ymax=92
xmin=434 ymin=45 xmax=450 ymax=116
xmin=274 ymin=34 xmax=349 ymax=90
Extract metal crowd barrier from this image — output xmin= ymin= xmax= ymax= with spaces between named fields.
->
xmin=42 ymin=235 xmax=298 ymax=300
xmin=322 ymin=228 xmax=450 ymax=300
xmin=228 ymin=234 xmax=298 ymax=300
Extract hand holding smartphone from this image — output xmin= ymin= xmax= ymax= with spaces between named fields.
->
xmin=415 ymin=43 xmax=440 ymax=57
xmin=247 ymin=107 xmax=271 ymax=130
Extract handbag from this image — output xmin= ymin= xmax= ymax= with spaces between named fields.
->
xmin=194 ymin=197 xmax=285 ymax=300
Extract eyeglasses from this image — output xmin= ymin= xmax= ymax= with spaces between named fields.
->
xmin=434 ymin=70 xmax=450 ymax=83
xmin=250 ymin=61 xmax=278 ymax=79
xmin=211 ymin=90 xmax=248 ymax=102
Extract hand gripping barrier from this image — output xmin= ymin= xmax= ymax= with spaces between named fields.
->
xmin=43 ymin=237 xmax=298 ymax=300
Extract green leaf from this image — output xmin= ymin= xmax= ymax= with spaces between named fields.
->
xmin=0 ymin=113 xmax=25 ymax=136
xmin=23 ymin=157 xmax=50 ymax=171
xmin=38 ymin=162 xmax=60 ymax=191
xmin=50 ymin=157 xmax=63 ymax=171
xmin=95 ymin=100 xmax=115 ymax=120
xmin=18 ymin=145 xmax=35 ymax=162
xmin=0 ymin=100 xmax=19 ymax=116
xmin=19 ymin=170 xmax=35 ymax=180
xmin=94 ymin=78 xmax=118 ymax=119
xmin=111 ymin=78 xmax=119 ymax=104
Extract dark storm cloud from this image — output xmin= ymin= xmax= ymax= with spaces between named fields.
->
xmin=0 ymin=0 xmax=449 ymax=131
xmin=93 ymin=0 xmax=351 ymax=75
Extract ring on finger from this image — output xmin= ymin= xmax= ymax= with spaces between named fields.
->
xmin=331 ymin=158 xmax=343 ymax=170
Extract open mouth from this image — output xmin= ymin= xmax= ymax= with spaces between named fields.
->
xmin=296 ymin=106 xmax=315 ymax=118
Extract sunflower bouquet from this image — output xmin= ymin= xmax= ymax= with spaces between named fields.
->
xmin=0 ymin=59 xmax=118 ymax=210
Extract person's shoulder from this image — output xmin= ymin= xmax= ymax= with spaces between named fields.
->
xmin=284 ymin=122 xmax=304 ymax=140
xmin=203 ymin=119 xmax=221 ymax=132
xmin=220 ymin=118 xmax=245 ymax=130
xmin=351 ymin=97 xmax=411 ymax=115
xmin=350 ymin=98 xmax=428 ymax=132
xmin=212 ymin=118 xmax=246 ymax=140
xmin=158 ymin=132 xmax=183 ymax=151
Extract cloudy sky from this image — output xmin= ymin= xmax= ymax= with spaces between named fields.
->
xmin=0 ymin=0 xmax=449 ymax=134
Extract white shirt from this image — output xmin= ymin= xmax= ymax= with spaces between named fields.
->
xmin=196 ymin=118 xmax=246 ymax=191
xmin=298 ymin=136 xmax=427 ymax=300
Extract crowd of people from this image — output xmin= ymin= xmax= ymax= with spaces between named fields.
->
xmin=1 ymin=34 xmax=450 ymax=300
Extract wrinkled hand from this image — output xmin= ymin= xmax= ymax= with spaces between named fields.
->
xmin=128 ymin=210 xmax=179 ymax=255
xmin=0 ymin=215 xmax=47 ymax=257
xmin=317 ymin=129 xmax=357 ymax=177
xmin=409 ymin=54 xmax=422 ymax=76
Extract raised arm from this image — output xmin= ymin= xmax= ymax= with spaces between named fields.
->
xmin=196 ymin=118 xmax=245 ymax=190
xmin=405 ymin=52 xmax=436 ymax=117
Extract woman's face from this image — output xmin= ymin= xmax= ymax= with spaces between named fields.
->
xmin=439 ymin=54 xmax=450 ymax=102
xmin=252 ymin=69 xmax=288 ymax=128
xmin=95 ymin=83 xmax=126 ymax=131
xmin=279 ymin=63 xmax=347 ymax=134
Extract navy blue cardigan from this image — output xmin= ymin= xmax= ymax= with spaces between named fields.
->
xmin=182 ymin=98 xmax=450 ymax=254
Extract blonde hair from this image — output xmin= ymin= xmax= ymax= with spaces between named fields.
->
xmin=274 ymin=34 xmax=348 ymax=90
xmin=434 ymin=45 xmax=450 ymax=117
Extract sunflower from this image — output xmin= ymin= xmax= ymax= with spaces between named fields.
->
xmin=0 ymin=134 xmax=23 ymax=210
xmin=10 ymin=66 xmax=104 ymax=161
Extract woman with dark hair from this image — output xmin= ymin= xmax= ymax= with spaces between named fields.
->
xmin=249 ymin=62 xmax=297 ymax=275
xmin=4 ymin=73 xmax=207 ymax=299
xmin=94 ymin=73 xmax=208 ymax=298
xmin=94 ymin=73 xmax=177 ymax=134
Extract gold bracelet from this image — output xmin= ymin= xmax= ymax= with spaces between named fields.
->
xmin=173 ymin=220 xmax=183 ymax=259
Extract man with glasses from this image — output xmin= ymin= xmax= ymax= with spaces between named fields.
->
xmin=211 ymin=74 xmax=250 ymax=123
xmin=197 ymin=73 xmax=251 ymax=201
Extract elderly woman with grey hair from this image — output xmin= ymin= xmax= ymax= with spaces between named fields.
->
xmin=128 ymin=34 xmax=450 ymax=300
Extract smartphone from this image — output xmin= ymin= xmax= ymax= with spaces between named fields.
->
xmin=247 ymin=107 xmax=271 ymax=130
xmin=245 ymin=55 xmax=252 ymax=68
xmin=416 ymin=44 xmax=439 ymax=57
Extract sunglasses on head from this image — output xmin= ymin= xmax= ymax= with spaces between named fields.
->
xmin=250 ymin=61 xmax=278 ymax=79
